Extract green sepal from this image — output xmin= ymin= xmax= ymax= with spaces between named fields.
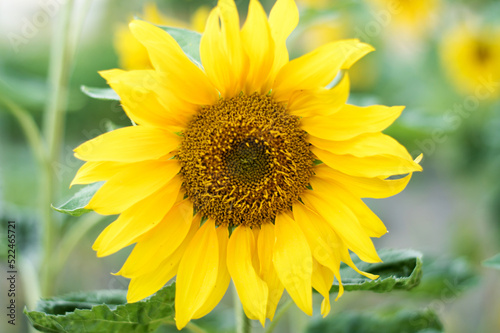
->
xmin=24 ymin=284 xmax=176 ymax=333
xmin=81 ymin=85 xmax=120 ymax=101
xmin=156 ymin=26 xmax=202 ymax=67
xmin=330 ymin=248 xmax=423 ymax=293
xmin=52 ymin=182 xmax=103 ymax=216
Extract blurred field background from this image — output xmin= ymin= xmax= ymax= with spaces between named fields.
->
xmin=1 ymin=0 xmax=499 ymax=332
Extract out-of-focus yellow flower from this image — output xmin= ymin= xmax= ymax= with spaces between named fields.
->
xmin=114 ymin=3 xmax=209 ymax=70
xmin=441 ymin=24 xmax=500 ymax=98
xmin=367 ymin=0 xmax=439 ymax=39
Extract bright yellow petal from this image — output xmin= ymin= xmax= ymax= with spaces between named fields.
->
xmin=339 ymin=244 xmax=379 ymax=281
xmin=313 ymin=164 xmax=412 ymax=199
xmin=87 ymin=159 xmax=180 ymax=215
xmin=129 ymin=20 xmax=218 ymax=105
xmin=300 ymin=190 xmax=381 ymax=263
xmin=312 ymin=146 xmax=422 ymax=178
xmin=309 ymin=132 xmax=412 ymax=159
xmin=192 ymin=225 xmax=231 ymax=319
xmin=301 ymin=105 xmax=404 ymax=141
xmin=227 ymin=226 xmax=268 ymax=325
xmin=241 ymin=0 xmax=275 ymax=94
xmin=219 ymin=0 xmax=247 ymax=95
xmin=311 ymin=260 xmax=333 ymax=317
xmin=257 ymin=223 xmax=284 ymax=321
xmin=94 ymin=178 xmax=183 ymax=259
xmin=288 ymin=74 xmax=350 ymax=118
xmin=292 ymin=202 xmax=344 ymax=301
xmin=273 ymin=213 xmax=313 ymax=316
xmin=268 ymin=0 xmax=299 ymax=85
xmin=99 ymin=69 xmax=194 ymax=131
xmin=200 ymin=8 xmax=230 ymax=96
xmin=293 ymin=202 xmax=342 ymax=271
xmin=175 ymin=219 xmax=219 ymax=330
xmin=310 ymin=176 xmax=387 ymax=237
xmin=97 ymin=189 xmax=187 ymax=262
xmin=125 ymin=214 xmax=200 ymax=303
xmin=273 ymin=40 xmax=373 ymax=102
xmin=74 ymin=126 xmax=179 ymax=162
xmin=70 ymin=161 xmax=127 ymax=187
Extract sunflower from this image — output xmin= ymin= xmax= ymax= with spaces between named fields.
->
xmin=440 ymin=23 xmax=500 ymax=98
xmin=114 ymin=3 xmax=209 ymax=70
xmin=73 ymin=0 xmax=421 ymax=329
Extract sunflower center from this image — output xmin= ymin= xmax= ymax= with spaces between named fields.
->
xmin=178 ymin=93 xmax=314 ymax=227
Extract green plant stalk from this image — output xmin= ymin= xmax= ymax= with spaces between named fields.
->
xmin=0 ymin=95 xmax=45 ymax=166
xmin=53 ymin=212 xmax=104 ymax=276
xmin=233 ymin=283 xmax=251 ymax=333
xmin=40 ymin=0 xmax=75 ymax=297
xmin=265 ymin=299 xmax=293 ymax=333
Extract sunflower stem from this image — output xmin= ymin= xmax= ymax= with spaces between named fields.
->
xmin=265 ymin=299 xmax=293 ymax=333
xmin=185 ymin=322 xmax=208 ymax=333
xmin=233 ymin=283 xmax=251 ymax=333
xmin=40 ymin=0 xmax=75 ymax=297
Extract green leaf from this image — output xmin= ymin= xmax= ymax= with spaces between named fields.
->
xmin=412 ymin=256 xmax=477 ymax=296
xmin=306 ymin=308 xmax=443 ymax=333
xmin=25 ymin=284 xmax=176 ymax=333
xmin=330 ymin=249 xmax=423 ymax=293
xmin=81 ymin=85 xmax=120 ymax=101
xmin=52 ymin=182 xmax=103 ymax=216
xmin=483 ymin=253 xmax=500 ymax=270
xmin=156 ymin=26 xmax=202 ymax=67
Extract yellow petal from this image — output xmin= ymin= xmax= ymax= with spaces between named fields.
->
xmin=99 ymin=69 xmax=194 ymax=131
xmin=71 ymin=161 xmax=127 ymax=187
xmin=313 ymin=164 xmax=412 ymax=199
xmin=273 ymin=40 xmax=373 ymax=102
xmin=219 ymin=0 xmax=247 ymax=94
xmin=74 ymin=126 xmax=179 ymax=162
xmin=310 ymin=176 xmax=387 ymax=237
xmin=193 ymin=225 xmax=231 ymax=319
xmin=200 ymin=8 xmax=230 ymax=96
xmin=241 ymin=0 xmax=275 ymax=94
xmin=339 ymin=243 xmax=379 ymax=281
xmin=175 ymin=219 xmax=219 ymax=330
xmin=94 ymin=177 xmax=183 ymax=258
xmin=292 ymin=202 xmax=345 ymax=302
xmin=273 ymin=213 xmax=313 ymax=316
xmin=293 ymin=202 xmax=342 ymax=272
xmin=257 ymin=223 xmax=284 ymax=321
xmin=300 ymin=190 xmax=381 ymax=263
xmin=126 ymin=214 xmax=201 ymax=303
xmin=129 ymin=20 xmax=218 ymax=105
xmin=311 ymin=260 xmax=334 ymax=317
xmin=227 ymin=226 xmax=268 ymax=325
xmin=312 ymin=146 xmax=422 ymax=178
xmin=268 ymin=0 xmax=299 ymax=85
xmin=98 ymin=189 xmax=187 ymax=263
xmin=87 ymin=159 xmax=180 ymax=215
xmin=302 ymin=104 xmax=404 ymax=141
xmin=309 ymin=132 xmax=412 ymax=159
xmin=288 ymin=74 xmax=350 ymax=118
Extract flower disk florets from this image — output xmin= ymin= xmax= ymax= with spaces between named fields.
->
xmin=179 ymin=93 xmax=314 ymax=227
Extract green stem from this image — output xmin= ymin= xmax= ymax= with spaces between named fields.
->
xmin=185 ymin=322 xmax=208 ymax=333
xmin=40 ymin=0 xmax=75 ymax=297
xmin=265 ymin=299 xmax=293 ymax=333
xmin=53 ymin=213 xmax=105 ymax=276
xmin=233 ymin=283 xmax=251 ymax=333
xmin=0 ymin=94 xmax=45 ymax=166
